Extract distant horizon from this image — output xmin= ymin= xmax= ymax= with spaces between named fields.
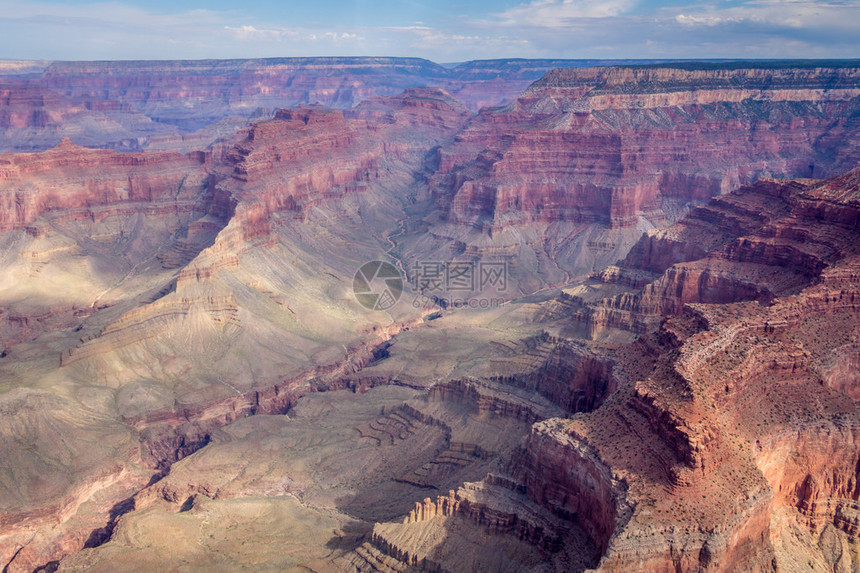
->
xmin=1 ymin=1 xmax=858 ymax=62
xmin=3 ymin=56 xmax=860 ymax=66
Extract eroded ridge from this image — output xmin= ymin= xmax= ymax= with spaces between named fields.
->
xmin=2 ymin=63 xmax=860 ymax=572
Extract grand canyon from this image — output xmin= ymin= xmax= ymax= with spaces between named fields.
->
xmin=1 ymin=57 xmax=859 ymax=572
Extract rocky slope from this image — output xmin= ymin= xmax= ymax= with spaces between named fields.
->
xmin=319 ymin=165 xmax=860 ymax=573
xmin=1 ymin=57 xmax=672 ymax=153
xmin=45 ymin=166 xmax=860 ymax=572
xmin=402 ymin=62 xmax=860 ymax=292
xmin=0 ymin=88 xmax=474 ymax=571
xmin=502 ymin=166 xmax=860 ymax=571
xmin=0 ymin=62 xmax=859 ymax=572
xmin=566 ymin=166 xmax=860 ymax=339
xmin=0 ymin=139 xmax=216 ymax=351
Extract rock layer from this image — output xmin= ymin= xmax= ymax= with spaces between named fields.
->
xmin=407 ymin=62 xmax=860 ymax=290
xmin=1 ymin=57 xmax=675 ymax=153
xmin=0 ymin=62 xmax=859 ymax=572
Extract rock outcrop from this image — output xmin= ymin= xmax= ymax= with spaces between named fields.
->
xmin=573 ymin=167 xmax=860 ymax=338
xmin=1 ymin=61 xmax=860 ymax=573
xmin=407 ymin=62 xmax=860 ymax=291
xmin=499 ymin=168 xmax=860 ymax=571
xmin=2 ymin=57 xmax=673 ymax=153
xmin=0 ymin=138 xmax=211 ymax=232
xmin=338 ymin=165 xmax=860 ymax=572
xmin=0 ymin=139 xmax=217 ymax=351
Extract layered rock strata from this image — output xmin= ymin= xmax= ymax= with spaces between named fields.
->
xmin=406 ymin=63 xmax=860 ymax=291
xmin=1 ymin=57 xmax=674 ymax=152
xmin=1 ymin=63 xmax=859 ymax=572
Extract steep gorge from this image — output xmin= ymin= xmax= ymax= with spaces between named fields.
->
xmin=404 ymin=63 xmax=860 ymax=292
xmin=0 ymin=62 xmax=859 ymax=572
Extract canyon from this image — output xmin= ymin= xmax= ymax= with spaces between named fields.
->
xmin=0 ymin=59 xmax=859 ymax=572
xmin=0 ymin=57 xmax=672 ymax=154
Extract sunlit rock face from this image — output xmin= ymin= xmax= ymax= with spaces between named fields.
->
xmin=1 ymin=61 xmax=860 ymax=572
xmin=521 ymin=167 xmax=860 ymax=571
xmin=410 ymin=63 xmax=860 ymax=291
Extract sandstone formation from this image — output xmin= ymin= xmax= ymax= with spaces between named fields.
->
xmin=0 ymin=88 xmax=473 ymax=571
xmin=402 ymin=62 xmax=860 ymax=293
xmin=0 ymin=62 xmax=859 ymax=572
xmin=43 ymin=166 xmax=860 ymax=572
xmin=567 ymin=167 xmax=860 ymax=339
xmin=327 ymin=165 xmax=860 ymax=573
xmin=1 ymin=57 xmax=670 ymax=153
xmin=0 ymin=138 xmax=216 ymax=351
xmin=0 ymin=79 xmax=185 ymax=152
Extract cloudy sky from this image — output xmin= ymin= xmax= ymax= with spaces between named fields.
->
xmin=0 ymin=0 xmax=858 ymax=62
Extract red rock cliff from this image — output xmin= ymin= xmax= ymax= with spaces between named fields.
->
xmin=432 ymin=64 xmax=860 ymax=234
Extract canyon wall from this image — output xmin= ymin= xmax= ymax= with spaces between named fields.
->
xmin=0 ymin=138 xmax=211 ymax=232
xmin=0 ymin=62 xmax=858 ymax=572
xmin=0 ymin=57 xmax=676 ymax=153
xmin=341 ymin=165 xmax=860 ymax=572
xmin=404 ymin=62 xmax=860 ymax=291
xmin=575 ymin=166 xmax=860 ymax=338
xmin=500 ymin=168 xmax=860 ymax=571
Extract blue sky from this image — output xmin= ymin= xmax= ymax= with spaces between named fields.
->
xmin=1 ymin=0 xmax=858 ymax=62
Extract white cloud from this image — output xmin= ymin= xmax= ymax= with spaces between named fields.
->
xmin=471 ymin=0 xmax=860 ymax=59
xmin=675 ymin=14 xmax=735 ymax=27
xmin=494 ymin=0 xmax=637 ymax=27
xmin=224 ymin=25 xmax=292 ymax=42
xmin=383 ymin=24 xmax=530 ymax=56
xmin=672 ymin=0 xmax=860 ymax=31
xmin=308 ymin=31 xmax=364 ymax=44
